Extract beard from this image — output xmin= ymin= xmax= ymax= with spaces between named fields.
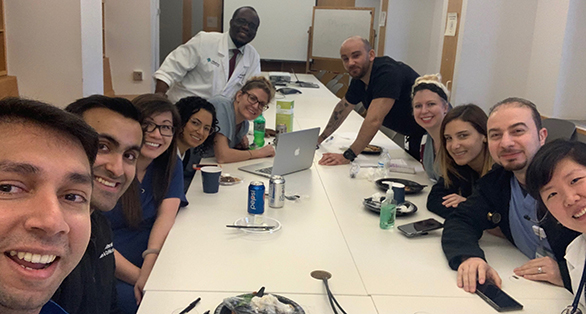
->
xmin=348 ymin=62 xmax=370 ymax=79
xmin=501 ymin=159 xmax=528 ymax=172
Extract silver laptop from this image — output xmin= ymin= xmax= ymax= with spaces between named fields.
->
xmin=239 ymin=127 xmax=320 ymax=177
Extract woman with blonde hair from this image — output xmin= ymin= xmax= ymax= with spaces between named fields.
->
xmin=427 ymin=104 xmax=493 ymax=218
xmin=411 ymin=73 xmax=451 ymax=181
xmin=209 ymin=76 xmax=276 ymax=163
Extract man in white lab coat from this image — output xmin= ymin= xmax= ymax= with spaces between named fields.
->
xmin=154 ymin=6 xmax=261 ymax=103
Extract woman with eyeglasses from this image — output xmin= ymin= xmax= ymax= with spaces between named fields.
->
xmin=104 ymin=94 xmax=187 ymax=313
xmin=208 ymin=76 xmax=276 ymax=163
xmin=175 ymin=96 xmax=219 ymax=191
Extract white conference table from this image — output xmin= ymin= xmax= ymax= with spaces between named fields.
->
xmin=138 ymin=74 xmax=574 ymax=314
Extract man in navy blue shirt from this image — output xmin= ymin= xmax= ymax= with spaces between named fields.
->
xmin=0 ymin=98 xmax=98 ymax=314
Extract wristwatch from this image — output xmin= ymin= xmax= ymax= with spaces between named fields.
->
xmin=343 ymin=148 xmax=357 ymax=162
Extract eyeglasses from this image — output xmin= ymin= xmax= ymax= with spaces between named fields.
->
xmin=142 ymin=121 xmax=175 ymax=137
xmin=232 ymin=18 xmax=258 ymax=31
xmin=188 ymin=118 xmax=212 ymax=134
xmin=243 ymin=91 xmax=269 ymax=111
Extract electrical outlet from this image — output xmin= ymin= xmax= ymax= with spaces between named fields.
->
xmin=133 ymin=71 xmax=143 ymax=81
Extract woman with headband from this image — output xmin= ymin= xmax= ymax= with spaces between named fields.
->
xmin=411 ymin=73 xmax=451 ymax=181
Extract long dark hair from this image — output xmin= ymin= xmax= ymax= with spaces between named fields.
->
xmin=436 ymin=104 xmax=493 ymax=187
xmin=121 ymin=94 xmax=181 ymax=228
xmin=175 ymin=96 xmax=220 ymax=154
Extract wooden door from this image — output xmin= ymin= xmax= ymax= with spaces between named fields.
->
xmin=439 ymin=0 xmax=463 ymax=98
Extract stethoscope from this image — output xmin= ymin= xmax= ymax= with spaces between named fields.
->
xmin=561 ymin=258 xmax=586 ymax=314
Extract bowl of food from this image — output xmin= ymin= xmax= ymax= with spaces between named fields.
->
xmin=361 ymin=144 xmax=383 ymax=155
xmin=214 ymin=290 xmax=305 ymax=314
xmin=220 ymin=174 xmax=243 ymax=186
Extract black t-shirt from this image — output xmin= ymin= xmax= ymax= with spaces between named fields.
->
xmin=52 ymin=211 xmax=120 ymax=314
xmin=345 ymin=56 xmax=424 ymax=137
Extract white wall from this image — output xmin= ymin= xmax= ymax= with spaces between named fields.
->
xmin=5 ymin=0 xmax=84 ymax=106
xmin=383 ymin=0 xmax=443 ymax=75
xmin=80 ymin=0 xmax=104 ymax=96
xmin=105 ymin=0 xmax=154 ymax=95
xmin=524 ymin=0 xmax=570 ymax=117
xmin=451 ymin=0 xmax=537 ymax=111
xmin=553 ymin=0 xmax=586 ymax=119
xmin=355 ymin=0 xmax=380 ymax=52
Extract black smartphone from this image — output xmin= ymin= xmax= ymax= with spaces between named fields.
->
xmin=476 ymin=281 xmax=523 ymax=312
xmin=397 ymin=218 xmax=443 ymax=237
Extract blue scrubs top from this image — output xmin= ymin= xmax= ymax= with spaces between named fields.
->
xmin=104 ymin=156 xmax=186 ymax=267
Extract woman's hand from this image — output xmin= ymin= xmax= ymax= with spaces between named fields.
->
xmin=256 ymin=145 xmax=275 ymax=158
xmin=442 ymin=193 xmax=467 ymax=208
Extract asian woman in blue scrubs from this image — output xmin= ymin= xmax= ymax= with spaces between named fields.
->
xmin=105 ymin=94 xmax=186 ymax=313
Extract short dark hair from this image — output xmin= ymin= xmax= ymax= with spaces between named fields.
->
xmin=175 ymin=96 xmax=220 ymax=154
xmin=489 ymin=97 xmax=542 ymax=131
xmin=232 ymin=6 xmax=257 ymax=19
xmin=65 ymin=94 xmax=141 ymax=123
xmin=0 ymin=97 xmax=98 ymax=166
xmin=526 ymin=139 xmax=586 ymax=204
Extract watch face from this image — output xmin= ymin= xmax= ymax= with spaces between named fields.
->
xmin=344 ymin=149 xmax=355 ymax=161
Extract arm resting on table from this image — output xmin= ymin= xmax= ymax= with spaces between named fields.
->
xmin=348 ymin=97 xmax=394 ymax=155
xmin=114 ymin=250 xmax=140 ymax=285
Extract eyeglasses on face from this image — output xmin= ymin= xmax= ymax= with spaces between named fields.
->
xmin=142 ymin=121 xmax=175 ymax=137
xmin=243 ymin=91 xmax=269 ymax=111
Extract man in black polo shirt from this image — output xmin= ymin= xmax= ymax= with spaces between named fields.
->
xmin=318 ymin=36 xmax=425 ymax=165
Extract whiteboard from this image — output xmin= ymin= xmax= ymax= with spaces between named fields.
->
xmin=311 ymin=8 xmax=374 ymax=59
xmin=223 ymin=0 xmax=316 ymax=61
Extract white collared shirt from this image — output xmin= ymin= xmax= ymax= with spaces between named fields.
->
xmin=154 ymin=31 xmax=261 ymax=103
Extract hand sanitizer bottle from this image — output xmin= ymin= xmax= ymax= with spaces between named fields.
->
xmin=379 ymin=188 xmax=397 ymax=229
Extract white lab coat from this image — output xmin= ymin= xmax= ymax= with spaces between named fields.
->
xmin=154 ymin=31 xmax=261 ymax=103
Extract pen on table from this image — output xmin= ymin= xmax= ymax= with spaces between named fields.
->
xmin=226 ymin=225 xmax=275 ymax=230
xmin=178 ymin=297 xmax=201 ymax=314
xmin=203 ymin=311 xmax=210 ymax=314
xmin=324 ymin=135 xmax=334 ymax=143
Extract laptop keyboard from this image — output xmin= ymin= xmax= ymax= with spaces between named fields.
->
xmin=258 ymin=167 xmax=273 ymax=174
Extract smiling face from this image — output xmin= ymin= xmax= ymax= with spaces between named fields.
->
xmin=487 ymin=104 xmax=547 ymax=175
xmin=235 ymin=88 xmax=269 ymax=121
xmin=229 ymin=8 xmax=259 ymax=47
xmin=0 ymin=123 xmax=92 ymax=313
xmin=141 ymin=111 xmax=174 ymax=160
xmin=540 ymin=158 xmax=586 ymax=233
xmin=412 ymin=89 xmax=449 ymax=132
xmin=180 ymin=109 xmax=213 ymax=149
xmin=82 ymin=108 xmax=143 ymax=212
xmin=444 ymin=119 xmax=486 ymax=170
xmin=340 ymin=38 xmax=374 ymax=79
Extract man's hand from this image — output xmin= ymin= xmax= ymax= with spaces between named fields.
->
xmin=513 ymin=256 xmax=563 ymax=286
xmin=442 ymin=194 xmax=467 ymax=208
xmin=457 ymin=257 xmax=502 ymax=293
xmin=318 ymin=153 xmax=350 ymax=166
